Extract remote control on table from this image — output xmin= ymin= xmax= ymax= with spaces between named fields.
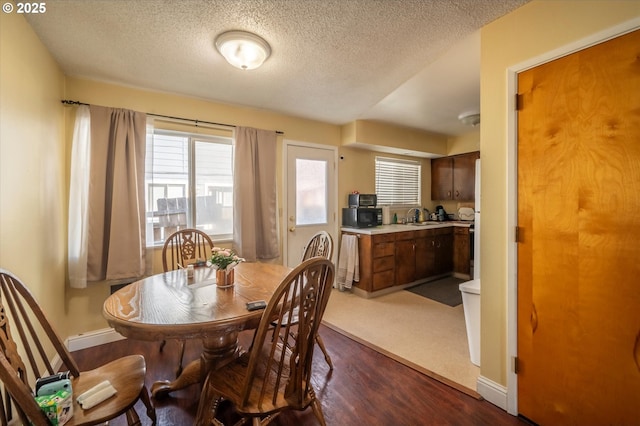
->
xmin=246 ymin=300 xmax=267 ymax=311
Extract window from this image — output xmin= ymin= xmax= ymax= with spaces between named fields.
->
xmin=146 ymin=129 xmax=233 ymax=245
xmin=375 ymin=156 xmax=421 ymax=206
xmin=295 ymin=158 xmax=328 ymax=225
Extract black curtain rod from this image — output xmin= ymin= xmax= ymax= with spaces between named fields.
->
xmin=60 ymin=99 xmax=284 ymax=134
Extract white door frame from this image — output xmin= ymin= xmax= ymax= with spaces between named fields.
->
xmin=282 ymin=139 xmax=339 ymax=268
xmin=504 ymin=18 xmax=640 ymax=415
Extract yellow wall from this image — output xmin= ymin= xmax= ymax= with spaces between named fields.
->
xmin=448 ymin=129 xmax=479 ymax=156
xmin=480 ymin=0 xmax=640 ymax=387
xmin=342 ymin=119 xmax=448 ymax=156
xmin=0 ymin=12 xmax=67 ymax=330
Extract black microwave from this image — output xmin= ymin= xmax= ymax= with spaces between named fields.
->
xmin=342 ymin=208 xmax=382 ymax=228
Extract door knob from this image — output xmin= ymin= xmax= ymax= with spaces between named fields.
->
xmin=289 ymin=226 xmax=296 ymax=232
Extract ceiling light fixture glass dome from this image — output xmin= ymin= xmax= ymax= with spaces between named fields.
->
xmin=215 ymin=30 xmax=271 ymax=70
xmin=458 ymin=111 xmax=481 ymax=127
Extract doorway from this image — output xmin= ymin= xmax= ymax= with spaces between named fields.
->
xmin=283 ymin=141 xmax=337 ymax=268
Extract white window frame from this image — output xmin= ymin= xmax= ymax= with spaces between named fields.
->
xmin=375 ymin=156 xmax=421 ymax=207
xmin=146 ymin=129 xmax=234 ymax=246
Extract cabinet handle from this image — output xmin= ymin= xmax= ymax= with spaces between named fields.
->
xmin=455 ymin=190 xmax=460 ymax=197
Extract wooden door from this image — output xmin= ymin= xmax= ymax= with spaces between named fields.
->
xmin=517 ymin=29 xmax=640 ymax=425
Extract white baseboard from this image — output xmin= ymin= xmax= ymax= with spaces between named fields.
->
xmin=477 ymin=375 xmax=508 ymax=411
xmin=65 ymin=327 xmax=125 ymax=352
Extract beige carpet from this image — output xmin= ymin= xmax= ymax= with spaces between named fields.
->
xmin=322 ymin=288 xmax=480 ymax=397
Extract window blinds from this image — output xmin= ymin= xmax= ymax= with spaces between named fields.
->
xmin=375 ymin=156 xmax=421 ymax=206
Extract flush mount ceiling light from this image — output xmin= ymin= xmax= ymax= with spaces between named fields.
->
xmin=215 ymin=30 xmax=271 ymax=70
xmin=458 ymin=111 xmax=481 ymax=127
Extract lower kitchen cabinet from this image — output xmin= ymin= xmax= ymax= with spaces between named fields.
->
xmin=342 ymin=225 xmax=461 ymax=294
xmin=394 ymin=229 xmax=452 ymax=285
xmin=371 ymin=233 xmax=395 ymax=291
xmin=415 ymin=230 xmax=430 ymax=279
xmin=343 ymin=232 xmax=396 ymax=292
xmin=395 ymin=231 xmax=416 ymax=286
xmin=434 ymin=228 xmax=454 ymax=275
xmin=453 ymin=227 xmax=471 ymax=276
xmin=421 ymin=227 xmax=453 ymax=277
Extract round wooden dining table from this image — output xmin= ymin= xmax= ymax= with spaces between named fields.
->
xmin=102 ymin=262 xmax=291 ymax=399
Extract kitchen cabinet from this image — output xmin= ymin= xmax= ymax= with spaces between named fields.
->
xmin=414 ymin=230 xmax=430 ymax=280
xmin=453 ymin=227 xmax=470 ymax=276
xmin=342 ymin=224 xmax=461 ymax=294
xmin=424 ymin=227 xmax=453 ymax=277
xmin=371 ymin=233 xmax=395 ymax=291
xmin=343 ymin=232 xmax=396 ymax=292
xmin=395 ymin=231 xmax=416 ymax=285
xmin=431 ymin=151 xmax=479 ymax=201
xmin=395 ymin=229 xmax=452 ymax=285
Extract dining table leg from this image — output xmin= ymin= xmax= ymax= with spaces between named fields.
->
xmin=151 ymin=330 xmax=242 ymax=398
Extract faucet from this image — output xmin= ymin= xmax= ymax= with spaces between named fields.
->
xmin=406 ymin=207 xmax=420 ymax=224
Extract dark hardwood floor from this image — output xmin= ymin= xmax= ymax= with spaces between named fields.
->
xmin=71 ymin=325 xmax=529 ymax=425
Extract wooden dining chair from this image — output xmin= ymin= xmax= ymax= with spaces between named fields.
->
xmin=302 ymin=230 xmax=333 ymax=263
xmin=160 ymin=228 xmax=215 ymax=377
xmin=161 ymin=227 xmax=214 ymax=271
xmin=196 ymin=257 xmax=334 ymax=425
xmin=0 ymin=269 xmax=156 ymax=426
xmin=300 ymin=231 xmax=334 ymax=370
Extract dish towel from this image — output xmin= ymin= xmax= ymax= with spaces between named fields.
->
xmin=336 ymin=234 xmax=359 ymax=291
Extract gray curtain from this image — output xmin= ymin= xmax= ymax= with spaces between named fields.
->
xmin=233 ymin=127 xmax=279 ymax=261
xmin=86 ymin=105 xmax=146 ymax=282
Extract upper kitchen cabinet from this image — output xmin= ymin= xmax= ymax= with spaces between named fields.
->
xmin=431 ymin=151 xmax=479 ymax=201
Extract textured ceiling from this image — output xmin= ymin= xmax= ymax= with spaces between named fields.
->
xmin=25 ymin=0 xmax=529 ymax=136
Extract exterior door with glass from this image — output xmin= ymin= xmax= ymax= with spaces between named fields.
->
xmin=284 ymin=142 xmax=337 ymax=268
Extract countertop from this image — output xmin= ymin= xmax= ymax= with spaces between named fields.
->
xmin=341 ymin=221 xmax=472 ymax=235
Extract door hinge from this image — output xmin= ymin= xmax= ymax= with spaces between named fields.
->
xmin=513 ymin=356 xmax=520 ymax=374
xmin=515 ymin=93 xmax=524 ymax=111
xmin=515 ymin=226 xmax=520 ymax=243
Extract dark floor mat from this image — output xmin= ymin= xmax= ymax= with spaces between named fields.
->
xmin=405 ymin=277 xmax=465 ymax=307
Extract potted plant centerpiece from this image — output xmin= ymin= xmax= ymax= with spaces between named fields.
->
xmin=210 ymin=247 xmax=245 ymax=287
